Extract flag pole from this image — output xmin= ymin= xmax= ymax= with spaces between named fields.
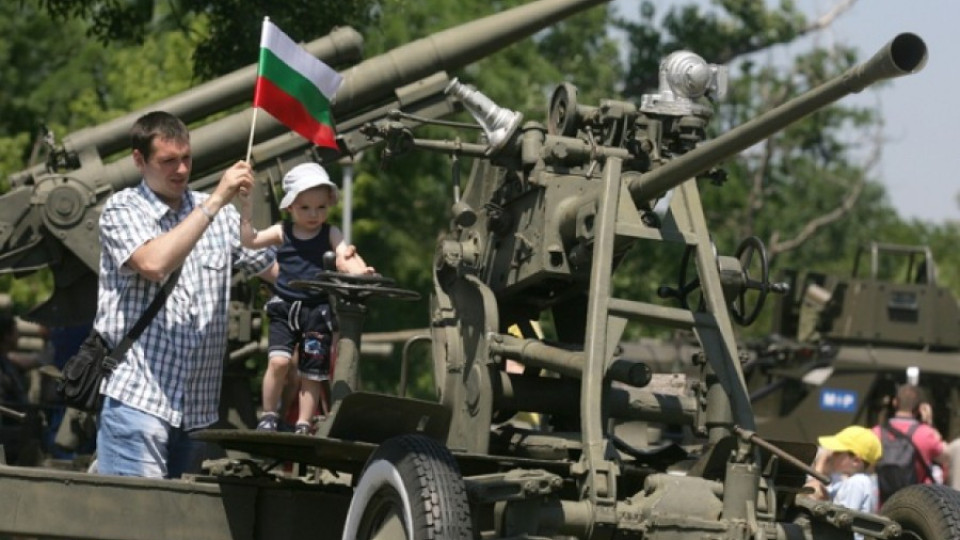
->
xmin=245 ymin=107 xmax=259 ymax=163
xmin=247 ymin=16 xmax=269 ymax=164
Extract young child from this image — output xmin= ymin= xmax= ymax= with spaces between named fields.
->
xmin=805 ymin=425 xmax=882 ymax=536
xmin=241 ymin=162 xmax=373 ymax=434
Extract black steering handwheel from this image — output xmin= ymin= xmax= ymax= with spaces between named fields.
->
xmin=657 ymin=244 xmax=704 ymax=311
xmin=730 ymin=236 xmax=770 ymax=326
xmin=289 ymin=271 xmax=421 ymax=303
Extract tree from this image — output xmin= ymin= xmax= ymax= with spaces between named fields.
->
xmin=32 ymin=0 xmax=379 ymax=79
xmin=0 ymin=3 xmax=199 ymax=314
xmin=0 ymin=3 xmax=103 ymax=170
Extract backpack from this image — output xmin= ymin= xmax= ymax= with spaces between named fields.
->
xmin=875 ymin=421 xmax=933 ymax=502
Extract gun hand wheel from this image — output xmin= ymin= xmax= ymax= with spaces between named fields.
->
xmin=290 ymin=272 xmax=421 ymax=303
xmin=730 ymin=236 xmax=770 ymax=326
xmin=657 ymin=245 xmax=703 ymax=311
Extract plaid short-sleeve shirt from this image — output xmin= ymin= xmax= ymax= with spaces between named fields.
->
xmin=95 ymin=182 xmax=275 ymax=430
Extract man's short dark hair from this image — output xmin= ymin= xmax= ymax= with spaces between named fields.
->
xmin=896 ymin=384 xmax=922 ymax=413
xmin=130 ymin=111 xmax=189 ymax=161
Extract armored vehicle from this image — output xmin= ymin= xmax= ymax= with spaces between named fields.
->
xmin=0 ymin=1 xmax=953 ymax=538
xmin=748 ymin=242 xmax=960 ymax=447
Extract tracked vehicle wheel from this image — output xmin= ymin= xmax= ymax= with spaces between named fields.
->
xmin=342 ymin=434 xmax=472 ymax=540
xmin=881 ymin=484 xmax=960 ymax=539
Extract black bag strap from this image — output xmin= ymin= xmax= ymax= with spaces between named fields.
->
xmin=102 ymin=267 xmax=182 ymax=370
xmin=882 ymin=420 xmax=935 ymax=481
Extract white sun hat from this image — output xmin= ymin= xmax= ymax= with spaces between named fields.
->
xmin=279 ymin=162 xmax=339 ymax=209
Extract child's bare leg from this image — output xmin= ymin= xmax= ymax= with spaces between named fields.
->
xmin=279 ymin=364 xmax=299 ymax=418
xmin=262 ymin=354 xmax=292 ymax=414
xmin=298 ymin=378 xmax=322 ymax=426
xmin=317 ymin=379 xmax=331 ymax=417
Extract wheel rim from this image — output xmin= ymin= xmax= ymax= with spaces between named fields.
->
xmin=342 ymin=460 xmax=415 ymax=540
xmin=357 ymin=488 xmax=409 ymax=540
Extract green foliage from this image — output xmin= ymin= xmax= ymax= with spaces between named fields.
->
xmin=0 ymin=3 xmax=201 ymax=310
xmin=922 ymin=222 xmax=960 ymax=291
xmin=0 ymin=271 xmax=54 ymax=316
xmin=0 ymin=134 xmax=31 ymax=190
xmin=615 ymin=0 xmax=806 ymax=96
xmin=33 ymin=0 xmax=379 ymax=79
xmin=0 ymin=3 xmax=201 ymax=157
xmin=0 ymin=3 xmax=103 ymax=152
xmin=34 ymin=0 xmax=153 ymax=43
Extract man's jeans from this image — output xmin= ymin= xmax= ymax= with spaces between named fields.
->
xmin=97 ymin=397 xmax=207 ymax=478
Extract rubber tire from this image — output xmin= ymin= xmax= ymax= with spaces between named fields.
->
xmin=342 ymin=434 xmax=473 ymax=540
xmin=881 ymin=484 xmax=960 ymax=539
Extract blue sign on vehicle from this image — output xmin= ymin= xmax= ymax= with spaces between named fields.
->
xmin=820 ymin=388 xmax=858 ymax=412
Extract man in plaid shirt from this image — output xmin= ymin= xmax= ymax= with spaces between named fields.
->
xmin=94 ymin=111 xmax=278 ymax=478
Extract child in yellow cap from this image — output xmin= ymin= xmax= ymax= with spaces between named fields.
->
xmin=805 ymin=425 xmax=882 ymax=534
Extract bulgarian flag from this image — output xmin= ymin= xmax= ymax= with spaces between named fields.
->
xmin=254 ymin=18 xmax=343 ymax=150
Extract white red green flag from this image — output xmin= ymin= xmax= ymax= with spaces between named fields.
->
xmin=254 ymin=18 xmax=343 ymax=149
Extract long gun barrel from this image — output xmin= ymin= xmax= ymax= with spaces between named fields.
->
xmin=180 ymin=0 xmax=612 ymax=169
xmin=629 ymin=33 xmax=927 ymax=202
xmin=62 ymin=27 xmax=364 ymax=163
xmin=43 ymin=0 xmax=611 ymax=194
xmin=332 ymin=0 xmax=609 ymax=113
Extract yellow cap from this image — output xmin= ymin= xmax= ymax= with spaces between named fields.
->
xmin=818 ymin=426 xmax=882 ymax=464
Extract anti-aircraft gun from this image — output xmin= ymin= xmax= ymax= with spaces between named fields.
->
xmin=124 ymin=23 xmax=942 ymax=540
xmin=216 ymin=32 xmax=949 ymax=540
